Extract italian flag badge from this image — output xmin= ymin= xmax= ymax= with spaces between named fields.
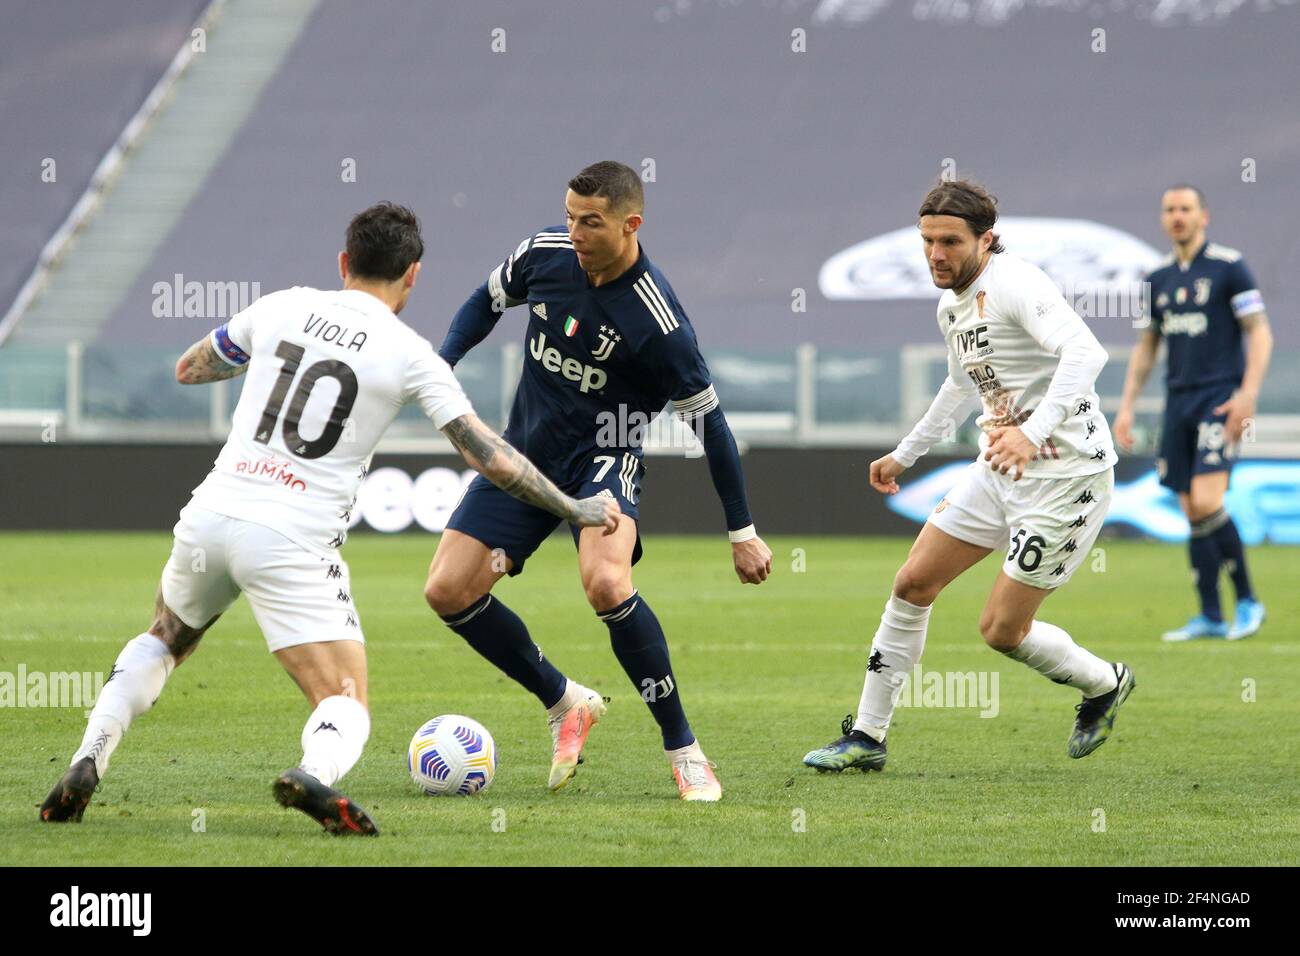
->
xmin=564 ymin=316 xmax=579 ymax=336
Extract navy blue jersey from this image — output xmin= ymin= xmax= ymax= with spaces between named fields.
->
xmin=1145 ymin=241 xmax=1265 ymax=392
xmin=481 ymin=228 xmax=716 ymax=481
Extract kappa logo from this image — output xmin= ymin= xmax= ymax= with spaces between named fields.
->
xmin=532 ymin=302 xmax=548 ymax=320
xmin=314 ymin=721 xmax=339 ymax=734
xmin=591 ymin=325 xmax=622 ymax=361
xmin=326 ymin=564 xmax=342 ymax=579
xmin=867 ymin=649 xmax=888 ymax=673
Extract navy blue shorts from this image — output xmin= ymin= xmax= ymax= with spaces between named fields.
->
xmin=444 ymin=450 xmax=645 ymax=575
xmin=1158 ymin=381 xmax=1239 ymax=494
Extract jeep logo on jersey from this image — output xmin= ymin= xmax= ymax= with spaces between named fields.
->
xmin=529 ymin=330 xmax=607 ymax=393
xmin=955 ymin=325 xmax=989 ymax=355
xmin=818 ymin=217 xmax=1161 ymax=300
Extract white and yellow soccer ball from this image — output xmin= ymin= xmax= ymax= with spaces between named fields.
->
xmin=407 ymin=715 xmax=497 ymax=796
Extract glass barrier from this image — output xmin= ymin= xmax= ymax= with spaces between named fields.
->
xmin=2 ymin=341 xmax=1297 ymax=452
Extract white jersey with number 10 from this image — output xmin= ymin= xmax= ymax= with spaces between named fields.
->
xmin=189 ymin=286 xmax=473 ymax=555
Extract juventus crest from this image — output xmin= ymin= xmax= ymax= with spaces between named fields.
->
xmin=591 ymin=324 xmax=621 ymax=361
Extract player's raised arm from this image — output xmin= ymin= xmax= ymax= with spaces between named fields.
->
xmin=441 ymin=413 xmax=619 ymax=532
xmin=984 ymin=276 xmax=1108 ymax=480
xmin=175 ymin=322 xmax=252 ymax=384
xmin=881 ymin=348 xmax=979 ymax=493
xmin=438 ymin=234 xmax=537 ymax=368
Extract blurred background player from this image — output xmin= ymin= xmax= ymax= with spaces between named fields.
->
xmin=803 ymin=180 xmax=1133 ymax=773
xmin=425 ymin=161 xmax=772 ymax=802
xmin=40 ymin=203 xmax=618 ymax=833
xmin=1113 ymin=186 xmax=1272 ymax=641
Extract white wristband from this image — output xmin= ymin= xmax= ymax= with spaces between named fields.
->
xmin=728 ymin=524 xmax=757 ymax=543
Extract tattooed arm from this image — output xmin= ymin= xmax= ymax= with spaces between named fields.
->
xmin=176 ymin=335 xmax=248 ymax=385
xmin=441 ymin=414 xmax=620 ymax=532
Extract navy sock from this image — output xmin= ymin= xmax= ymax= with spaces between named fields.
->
xmin=599 ymin=591 xmax=693 ymax=750
xmin=1188 ymin=513 xmax=1225 ymax=622
xmin=1209 ymin=511 xmax=1255 ymax=602
xmin=440 ymin=594 xmax=566 ymax=707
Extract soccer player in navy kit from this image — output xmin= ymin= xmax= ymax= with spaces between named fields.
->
xmin=1114 ymin=185 xmax=1272 ymax=640
xmin=423 ymin=161 xmax=772 ymax=801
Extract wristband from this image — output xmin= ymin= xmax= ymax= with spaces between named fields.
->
xmin=728 ymin=524 xmax=757 ymax=543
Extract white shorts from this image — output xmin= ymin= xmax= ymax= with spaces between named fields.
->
xmin=160 ymin=504 xmax=365 ymax=652
xmin=926 ymin=462 xmax=1114 ymax=590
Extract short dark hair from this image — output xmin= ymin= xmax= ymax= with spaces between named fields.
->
xmin=568 ymin=161 xmax=644 ymax=214
xmin=1165 ymin=183 xmax=1207 ymax=209
xmin=918 ymin=179 xmax=1005 ymax=253
xmin=345 ymin=202 xmax=424 ymax=280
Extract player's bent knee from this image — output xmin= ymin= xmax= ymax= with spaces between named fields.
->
xmin=979 ymin=613 xmax=1027 ymax=652
xmin=583 ymin=572 xmax=633 ymax=612
xmin=892 ymin=566 xmax=940 ymax=607
xmin=148 ymin=605 xmax=208 ymax=664
xmin=1188 ymin=498 xmax=1224 ymax=523
xmin=424 ymin=575 xmax=476 ymax=617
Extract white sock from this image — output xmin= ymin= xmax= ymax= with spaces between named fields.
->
xmin=545 ymin=679 xmax=584 ymax=720
xmin=72 ymin=634 xmax=175 ymax=777
xmin=854 ymin=595 xmax=931 ymax=742
xmin=299 ymin=695 xmax=370 ymax=787
xmin=665 ymin=740 xmax=705 ymax=763
xmin=1003 ymin=620 xmax=1117 ymax=698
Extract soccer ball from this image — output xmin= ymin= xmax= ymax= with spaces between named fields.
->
xmin=407 ymin=715 xmax=497 ymax=796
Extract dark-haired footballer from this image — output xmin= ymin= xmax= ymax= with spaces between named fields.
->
xmin=40 ymin=203 xmax=618 ymax=834
xmin=803 ymin=180 xmax=1133 ymax=774
xmin=1113 ymin=185 xmax=1271 ymax=642
xmin=424 ymin=161 xmax=772 ymax=802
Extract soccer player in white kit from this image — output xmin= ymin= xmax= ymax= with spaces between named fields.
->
xmin=803 ymin=181 xmax=1136 ymax=773
xmin=40 ymin=203 xmax=619 ymax=834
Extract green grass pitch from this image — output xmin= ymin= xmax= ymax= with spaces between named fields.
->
xmin=1 ymin=531 xmax=1296 ymax=866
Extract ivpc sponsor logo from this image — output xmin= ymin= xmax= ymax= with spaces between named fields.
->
xmin=49 ymin=886 xmax=151 ymax=936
